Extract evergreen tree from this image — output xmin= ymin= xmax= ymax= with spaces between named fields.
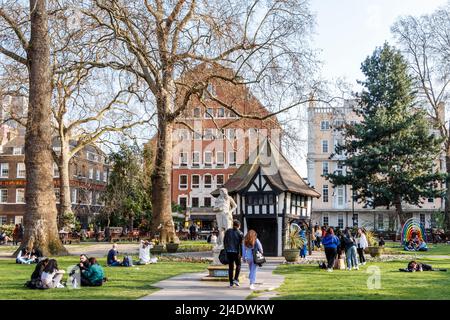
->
xmin=102 ymin=144 xmax=152 ymax=231
xmin=326 ymin=43 xmax=446 ymax=226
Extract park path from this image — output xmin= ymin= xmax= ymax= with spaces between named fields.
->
xmin=139 ymin=258 xmax=285 ymax=300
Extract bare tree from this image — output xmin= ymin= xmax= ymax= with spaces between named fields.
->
xmin=0 ymin=0 xmax=67 ymax=255
xmin=1 ymin=1 xmax=151 ymax=232
xmin=82 ymin=0 xmax=317 ymax=244
xmin=392 ymin=2 xmax=450 ymax=229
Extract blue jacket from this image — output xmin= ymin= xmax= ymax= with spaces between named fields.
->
xmin=322 ymin=234 xmax=340 ymax=249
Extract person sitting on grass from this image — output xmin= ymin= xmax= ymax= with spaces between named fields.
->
xmin=137 ymin=240 xmax=157 ymax=265
xmin=78 ymin=254 xmax=91 ymax=271
xmin=0 ymin=232 xmax=11 ymax=245
xmin=400 ymin=260 xmax=447 ymax=272
xmin=16 ymin=247 xmax=35 ymax=264
xmin=41 ymin=259 xmax=66 ymax=288
xmin=107 ymin=244 xmax=121 ymax=266
xmin=81 ymin=257 xmax=106 ymax=286
xmin=378 ymin=236 xmax=385 ymax=247
xmin=25 ymin=258 xmax=49 ymax=289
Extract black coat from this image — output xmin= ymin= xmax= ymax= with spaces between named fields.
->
xmin=223 ymin=228 xmax=243 ymax=255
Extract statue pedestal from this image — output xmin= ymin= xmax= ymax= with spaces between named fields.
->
xmin=201 ymin=246 xmax=245 ymax=282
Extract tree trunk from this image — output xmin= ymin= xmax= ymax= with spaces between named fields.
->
xmin=150 ymin=111 xmax=179 ymax=244
xmin=58 ymin=141 xmax=72 ymax=229
xmin=394 ymin=195 xmax=408 ymax=227
xmin=445 ymin=149 xmax=450 ymax=231
xmin=20 ymin=0 xmax=67 ymax=256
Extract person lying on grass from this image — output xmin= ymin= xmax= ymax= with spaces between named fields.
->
xmin=399 ymin=261 xmax=447 ymax=272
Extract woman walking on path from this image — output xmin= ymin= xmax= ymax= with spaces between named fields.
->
xmin=321 ymin=227 xmax=340 ymax=272
xmin=242 ymin=230 xmax=263 ymax=290
xmin=299 ymin=225 xmax=308 ymax=258
xmin=343 ymin=229 xmax=359 ymax=270
xmin=314 ymin=226 xmax=322 ymax=250
xmin=356 ymin=228 xmax=368 ymax=265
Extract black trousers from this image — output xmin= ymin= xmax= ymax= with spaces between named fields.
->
xmin=324 ymin=247 xmax=337 ymax=269
xmin=357 ymin=248 xmax=366 ymax=263
xmin=226 ymin=252 xmax=241 ymax=285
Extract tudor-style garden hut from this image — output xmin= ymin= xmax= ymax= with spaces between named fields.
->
xmin=212 ymin=139 xmax=321 ymax=256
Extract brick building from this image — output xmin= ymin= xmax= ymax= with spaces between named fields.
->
xmin=0 ymin=134 xmax=110 ymax=228
xmin=167 ymin=66 xmax=282 ymax=230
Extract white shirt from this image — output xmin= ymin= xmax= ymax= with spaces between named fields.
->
xmin=357 ymin=234 xmax=368 ymax=249
xmin=139 ymin=244 xmax=151 ymax=263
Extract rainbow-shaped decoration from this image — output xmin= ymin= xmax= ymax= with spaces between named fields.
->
xmin=401 ymin=218 xmax=426 ymax=244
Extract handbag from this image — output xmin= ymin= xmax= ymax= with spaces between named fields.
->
xmin=219 ymin=249 xmax=229 ymax=265
xmin=253 ymin=247 xmax=266 ymax=265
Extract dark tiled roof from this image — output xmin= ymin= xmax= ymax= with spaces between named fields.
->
xmin=212 ymin=139 xmax=321 ymax=198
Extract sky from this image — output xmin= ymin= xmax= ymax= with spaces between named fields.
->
xmin=291 ymin=0 xmax=448 ymax=177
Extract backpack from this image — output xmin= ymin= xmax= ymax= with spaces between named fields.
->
xmin=122 ymin=255 xmax=133 ymax=267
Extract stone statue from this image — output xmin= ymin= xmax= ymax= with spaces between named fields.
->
xmin=213 ymin=188 xmax=237 ymax=247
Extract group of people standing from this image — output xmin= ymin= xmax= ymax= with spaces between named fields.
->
xmin=321 ymin=227 xmax=368 ymax=272
xmin=223 ymin=220 xmax=264 ymax=290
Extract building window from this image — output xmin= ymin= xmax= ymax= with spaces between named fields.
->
xmin=204 ymin=151 xmax=213 ymax=167
xmin=337 ymin=186 xmax=344 ymax=206
xmin=96 ymin=170 xmax=101 ymax=181
xmin=71 ymin=188 xmax=77 ymax=204
xmin=54 ymin=188 xmax=60 ymax=203
xmin=53 ymin=163 xmax=59 ymax=178
xmin=179 ymin=175 xmax=188 ymax=189
xmin=192 ymin=152 xmax=200 ymax=167
xmin=338 ymin=213 xmax=344 ymax=229
xmin=0 ymin=163 xmax=9 ymax=178
xmin=89 ymin=168 xmax=94 ymax=179
xmin=352 ymin=213 xmax=358 ymax=227
xmin=192 ymin=175 xmax=200 ymax=189
xmin=203 ymin=128 xmax=214 ymax=140
xmin=204 ymin=175 xmax=212 ymax=188
xmin=323 ymin=214 xmax=329 ymax=226
xmin=16 ymin=163 xmax=26 ymax=178
xmin=180 ymin=152 xmax=188 ymax=166
xmin=216 ymin=174 xmax=224 ymax=187
xmin=320 ymin=121 xmax=330 ymax=130
xmin=227 ymin=129 xmax=236 ymax=140
xmin=322 ymin=185 xmax=329 ymax=203
xmin=322 ymin=140 xmax=328 ymax=153
xmin=322 ymin=162 xmax=329 ymax=176
xmin=377 ymin=214 xmax=384 ymax=230
xmin=204 ymin=197 xmax=212 ymax=207
xmin=193 ymin=107 xmax=201 ymax=118
xmin=193 ymin=131 xmax=202 ymax=140
xmin=0 ymin=189 xmax=8 ymax=203
xmin=205 ymin=107 xmax=215 ymax=118
xmin=335 ymin=138 xmax=344 ymax=155
xmin=207 ymin=83 xmax=216 ymax=97
xmin=228 ymin=151 xmax=237 ymax=166
xmin=420 ymin=213 xmax=426 ymax=227
xmin=0 ymin=216 xmax=7 ymax=225
xmin=179 ymin=197 xmax=187 ymax=210
xmin=16 ymin=189 xmax=25 ymax=204
xmin=13 ymin=147 xmax=23 ymax=155
xmin=336 ymin=163 xmax=343 ymax=175
xmin=103 ymin=171 xmax=108 ymax=183
xmin=217 ymin=108 xmax=225 ymax=118
xmin=192 ymin=197 xmax=199 ymax=208
xmin=216 ymin=151 xmax=224 ymax=166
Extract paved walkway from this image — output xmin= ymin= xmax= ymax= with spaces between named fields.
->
xmin=139 ymin=259 xmax=285 ymax=300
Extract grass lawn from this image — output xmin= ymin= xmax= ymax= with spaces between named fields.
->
xmin=0 ymin=256 xmax=207 ymax=300
xmin=269 ymin=258 xmax=450 ymax=300
xmin=383 ymin=242 xmax=450 ymax=256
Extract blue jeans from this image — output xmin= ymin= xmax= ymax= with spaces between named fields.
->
xmin=108 ymin=261 xmax=121 ymax=266
xmin=345 ymin=246 xmax=358 ymax=269
xmin=247 ymin=258 xmax=258 ymax=285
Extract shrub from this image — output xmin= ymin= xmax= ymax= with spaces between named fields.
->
xmin=0 ymin=224 xmax=15 ymax=237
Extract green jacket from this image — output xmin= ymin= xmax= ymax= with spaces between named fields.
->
xmin=83 ymin=264 xmax=104 ymax=284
